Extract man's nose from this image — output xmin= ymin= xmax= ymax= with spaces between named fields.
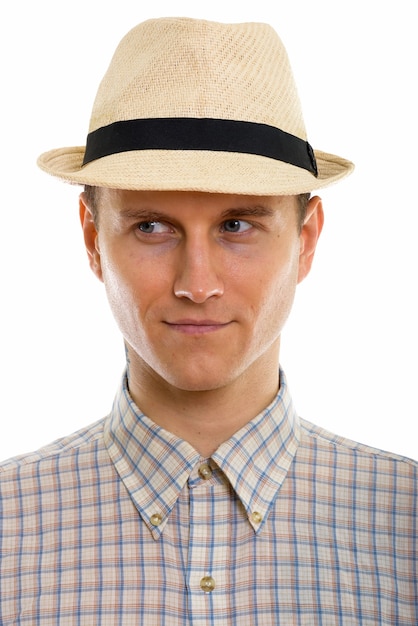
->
xmin=173 ymin=237 xmax=224 ymax=303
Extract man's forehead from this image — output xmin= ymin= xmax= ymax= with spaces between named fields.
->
xmin=98 ymin=187 xmax=296 ymax=210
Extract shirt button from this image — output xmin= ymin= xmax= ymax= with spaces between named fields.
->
xmin=198 ymin=464 xmax=212 ymax=480
xmin=200 ymin=576 xmax=216 ymax=592
xmin=150 ymin=513 xmax=163 ymax=526
xmin=251 ymin=511 xmax=263 ymax=524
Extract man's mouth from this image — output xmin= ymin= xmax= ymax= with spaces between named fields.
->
xmin=165 ymin=319 xmax=231 ymax=335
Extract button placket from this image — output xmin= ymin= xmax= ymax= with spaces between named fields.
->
xmin=186 ymin=462 xmax=229 ymax=618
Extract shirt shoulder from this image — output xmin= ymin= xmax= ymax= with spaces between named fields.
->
xmin=0 ymin=417 xmax=106 ymax=477
xmin=299 ymin=416 xmax=418 ymax=471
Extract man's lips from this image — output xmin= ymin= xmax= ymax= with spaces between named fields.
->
xmin=164 ymin=319 xmax=231 ymax=335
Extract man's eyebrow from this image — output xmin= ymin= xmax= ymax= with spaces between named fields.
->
xmin=220 ymin=205 xmax=275 ymax=219
xmin=118 ymin=208 xmax=167 ymax=221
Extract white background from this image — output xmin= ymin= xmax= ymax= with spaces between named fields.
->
xmin=1 ymin=1 xmax=417 ymax=461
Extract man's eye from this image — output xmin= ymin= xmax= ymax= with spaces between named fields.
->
xmin=222 ymin=219 xmax=252 ymax=233
xmin=137 ymin=221 xmax=169 ymax=234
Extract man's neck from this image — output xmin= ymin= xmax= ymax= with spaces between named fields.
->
xmin=126 ymin=352 xmax=280 ymax=457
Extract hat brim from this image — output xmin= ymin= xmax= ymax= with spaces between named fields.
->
xmin=37 ymin=146 xmax=353 ymax=195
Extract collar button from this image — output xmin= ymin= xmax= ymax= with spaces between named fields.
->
xmin=198 ymin=464 xmax=213 ymax=480
xmin=150 ymin=513 xmax=163 ymax=526
xmin=251 ymin=511 xmax=263 ymax=524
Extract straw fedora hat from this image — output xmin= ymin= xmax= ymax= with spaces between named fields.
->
xmin=37 ymin=17 xmax=354 ymax=195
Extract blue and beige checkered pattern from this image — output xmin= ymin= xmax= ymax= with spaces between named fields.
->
xmin=1 ymin=372 xmax=417 ymax=624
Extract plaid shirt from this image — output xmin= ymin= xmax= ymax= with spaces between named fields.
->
xmin=1 ymin=372 xmax=417 ymax=625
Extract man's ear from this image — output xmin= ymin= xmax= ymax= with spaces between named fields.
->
xmin=79 ymin=193 xmax=103 ymax=282
xmin=297 ymin=195 xmax=324 ymax=284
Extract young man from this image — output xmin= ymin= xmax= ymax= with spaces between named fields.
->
xmin=1 ymin=18 xmax=416 ymax=625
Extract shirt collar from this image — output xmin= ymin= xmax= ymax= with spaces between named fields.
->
xmin=104 ymin=370 xmax=300 ymax=539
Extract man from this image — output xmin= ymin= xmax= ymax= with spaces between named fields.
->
xmin=1 ymin=17 xmax=416 ymax=625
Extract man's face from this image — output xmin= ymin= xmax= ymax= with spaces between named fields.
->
xmin=80 ymin=189 xmax=322 ymax=393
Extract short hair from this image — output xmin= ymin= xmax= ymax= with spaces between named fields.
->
xmin=83 ymin=185 xmax=310 ymax=233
